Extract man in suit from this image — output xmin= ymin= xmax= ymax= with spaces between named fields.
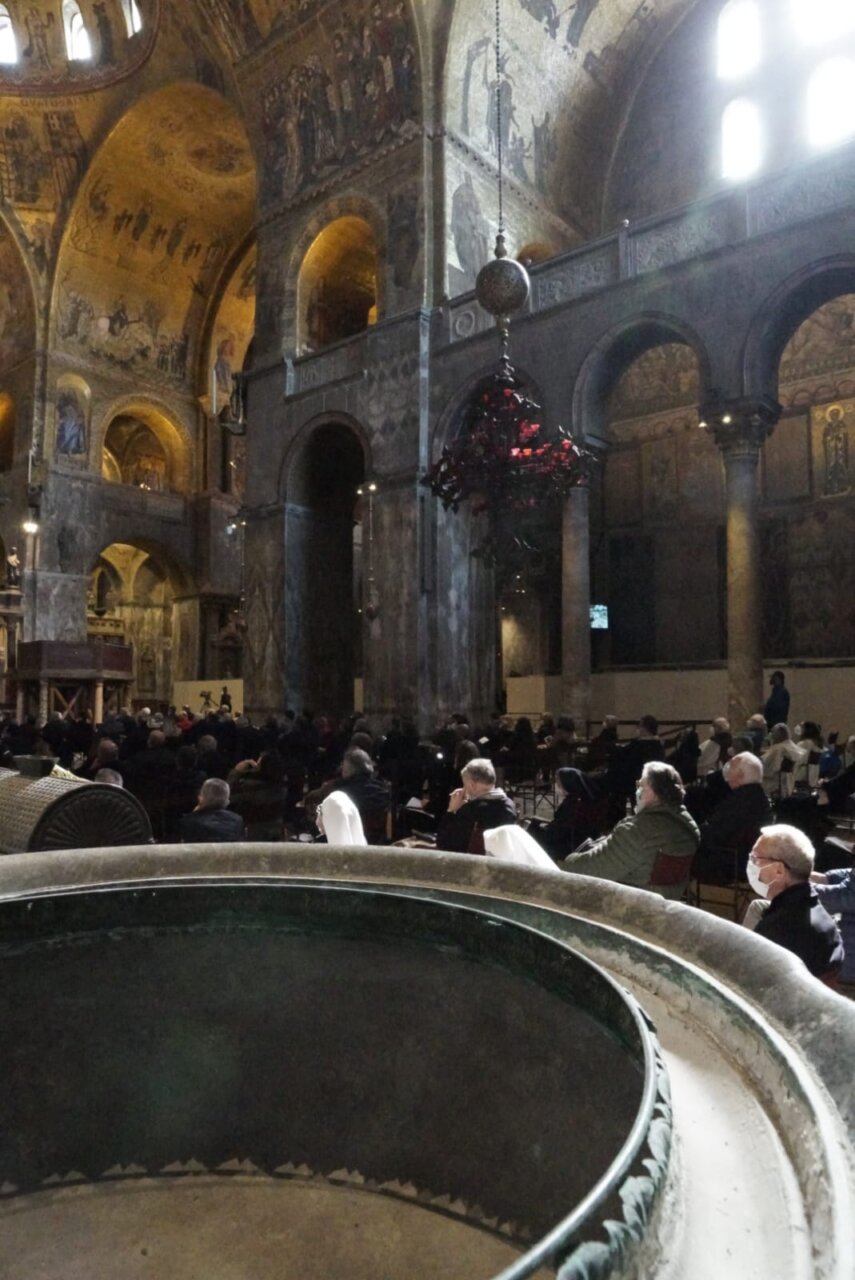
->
xmin=180 ymin=778 xmax=244 ymax=843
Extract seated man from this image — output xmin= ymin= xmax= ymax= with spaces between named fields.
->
xmin=436 ymin=757 xmax=517 ymax=852
xmin=180 ymin=778 xmax=244 ymax=843
xmin=562 ymin=761 xmax=699 ymax=898
xmin=812 ymin=859 xmax=855 ymax=994
xmin=694 ymin=751 xmax=771 ymax=880
xmin=697 ymin=717 xmax=731 ymax=777
xmin=744 ymin=824 xmax=844 ymax=978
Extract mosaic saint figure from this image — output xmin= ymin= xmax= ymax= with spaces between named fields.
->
xmin=823 ymin=404 xmax=850 ymax=496
xmin=55 ymin=389 xmax=86 ymax=456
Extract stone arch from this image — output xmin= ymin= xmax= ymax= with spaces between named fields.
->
xmin=51 ymin=80 xmax=256 ymax=401
xmin=89 ymin=536 xmax=194 ymax=702
xmin=94 ymin=395 xmax=193 ymax=494
xmin=572 ymin=311 xmax=713 ymax=442
xmin=282 ymin=195 xmax=387 ymax=352
xmin=280 ymin=414 xmax=369 ymax=717
xmin=743 ymin=255 xmax=855 ymax=400
xmin=52 ymin=372 xmax=92 ymax=461
xmin=430 ymin=362 xmax=546 ymax=457
xmin=0 ymin=204 xmax=38 ymax=465
xmin=279 ymin=409 xmax=372 ymax=503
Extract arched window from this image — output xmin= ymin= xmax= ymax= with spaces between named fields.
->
xmin=0 ymin=6 xmax=17 ymax=64
xmin=806 ymin=57 xmax=855 ymax=148
xmin=721 ymin=98 xmax=763 ymax=179
xmin=791 ymin=0 xmax=855 ymax=47
xmin=63 ymin=0 xmax=92 ymax=61
xmin=120 ymin=0 xmax=143 ymax=37
xmin=717 ymin=0 xmax=761 ymax=79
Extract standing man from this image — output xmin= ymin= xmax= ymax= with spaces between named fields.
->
xmin=764 ymin=671 xmax=790 ymax=728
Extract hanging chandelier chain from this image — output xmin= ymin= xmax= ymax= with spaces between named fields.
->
xmin=494 ymin=0 xmax=504 ymax=237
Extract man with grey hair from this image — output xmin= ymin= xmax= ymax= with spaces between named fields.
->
xmin=180 ymin=777 xmax=244 ymax=843
xmin=695 ymin=751 xmax=771 ymax=881
xmin=745 ymin=824 xmax=843 ymax=978
xmin=436 ymin=757 xmax=517 ymax=853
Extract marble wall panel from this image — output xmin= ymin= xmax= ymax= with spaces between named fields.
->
xmin=603 ymin=448 xmax=641 ymax=526
xmin=763 ymin=412 xmax=810 ymax=504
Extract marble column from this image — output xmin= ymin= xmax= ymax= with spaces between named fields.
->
xmin=708 ymin=398 xmax=779 ymax=729
xmin=94 ymin=679 xmax=104 ymax=727
xmin=561 ymin=485 xmax=592 ymax=729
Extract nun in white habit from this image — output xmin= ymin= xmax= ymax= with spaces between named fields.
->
xmin=483 ymin=824 xmax=557 ymax=870
xmin=317 ymin=790 xmax=367 ymax=847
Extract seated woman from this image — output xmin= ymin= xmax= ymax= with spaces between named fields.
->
xmin=562 ymin=761 xmax=699 ymax=898
xmin=761 ymin=723 xmax=804 ymax=797
xmin=528 ymin=766 xmax=602 ymax=859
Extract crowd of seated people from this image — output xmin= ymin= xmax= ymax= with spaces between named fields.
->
xmin=1 ymin=691 xmax=853 ymax=990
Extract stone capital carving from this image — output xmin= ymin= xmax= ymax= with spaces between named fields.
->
xmin=700 ymin=396 xmax=781 ymax=460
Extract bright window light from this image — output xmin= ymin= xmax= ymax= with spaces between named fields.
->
xmin=806 ymin=58 xmax=855 ymax=147
xmin=63 ymin=1 xmax=91 ymax=61
xmin=0 ymin=9 xmax=17 ymax=65
xmin=721 ymin=98 xmax=764 ymax=179
xmin=717 ymin=0 xmax=762 ymax=79
xmin=121 ymin=0 xmax=143 ymax=37
xmin=792 ymin=0 xmax=855 ymax=46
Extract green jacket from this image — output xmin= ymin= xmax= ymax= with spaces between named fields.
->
xmin=563 ymin=802 xmax=699 ymax=898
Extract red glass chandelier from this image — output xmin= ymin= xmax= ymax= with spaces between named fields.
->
xmin=422 ymin=0 xmax=593 ymax=566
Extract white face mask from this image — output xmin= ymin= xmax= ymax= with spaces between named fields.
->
xmin=746 ymin=859 xmax=770 ymax=898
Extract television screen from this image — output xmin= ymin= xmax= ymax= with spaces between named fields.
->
xmin=590 ymin=604 xmax=609 ymax=630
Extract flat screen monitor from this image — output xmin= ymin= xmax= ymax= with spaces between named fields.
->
xmin=590 ymin=604 xmax=609 ymax=630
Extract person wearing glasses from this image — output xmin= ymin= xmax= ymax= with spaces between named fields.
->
xmin=744 ymin=824 xmax=843 ymax=979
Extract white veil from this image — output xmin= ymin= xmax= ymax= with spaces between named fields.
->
xmin=483 ymin=824 xmax=556 ymax=869
xmin=319 ymin=790 xmax=367 ymax=847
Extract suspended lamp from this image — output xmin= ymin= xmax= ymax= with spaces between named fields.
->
xmin=421 ymin=0 xmax=593 ymax=566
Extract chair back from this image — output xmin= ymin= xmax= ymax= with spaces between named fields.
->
xmin=647 ymin=849 xmax=693 ymax=895
xmin=467 ymin=822 xmax=485 ymax=855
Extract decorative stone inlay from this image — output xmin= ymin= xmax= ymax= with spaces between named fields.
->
xmin=534 ymin=246 xmax=617 ymax=311
xmin=633 ymin=203 xmax=732 ymax=274
xmin=752 ymin=161 xmax=855 ymax=236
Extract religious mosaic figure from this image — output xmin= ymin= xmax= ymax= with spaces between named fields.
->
xmin=822 ymin=404 xmax=850 ymax=496
xmin=5 ymin=546 xmax=20 ymax=589
xmin=55 ymin=388 xmax=87 ymax=456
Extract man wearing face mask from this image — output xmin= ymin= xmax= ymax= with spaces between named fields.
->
xmin=744 ymin=824 xmax=843 ymax=979
xmin=562 ymin=761 xmax=699 ymax=897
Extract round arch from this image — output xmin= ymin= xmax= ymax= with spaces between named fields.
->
xmin=743 ymin=255 xmax=855 ymax=399
xmin=279 ymin=414 xmax=369 ymax=718
xmin=94 ymin=396 xmax=194 ymax=493
xmin=89 ymin=537 xmax=193 ymax=598
xmin=430 ymin=361 xmax=546 ymax=458
xmin=89 ymin=536 xmax=194 ymax=704
xmin=572 ymin=311 xmax=713 ymax=441
xmin=279 ymin=410 xmax=372 ymax=503
xmin=51 ymin=80 xmax=256 ymax=400
xmin=282 ymin=195 xmax=387 ymax=351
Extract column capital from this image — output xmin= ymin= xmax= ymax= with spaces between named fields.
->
xmin=700 ymin=396 xmax=781 ymax=458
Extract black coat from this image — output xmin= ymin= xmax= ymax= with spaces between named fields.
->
xmin=755 ymin=881 xmax=843 ymax=977
xmin=180 ymin=807 xmax=244 ymax=843
xmin=436 ymin=790 xmax=517 ymax=853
